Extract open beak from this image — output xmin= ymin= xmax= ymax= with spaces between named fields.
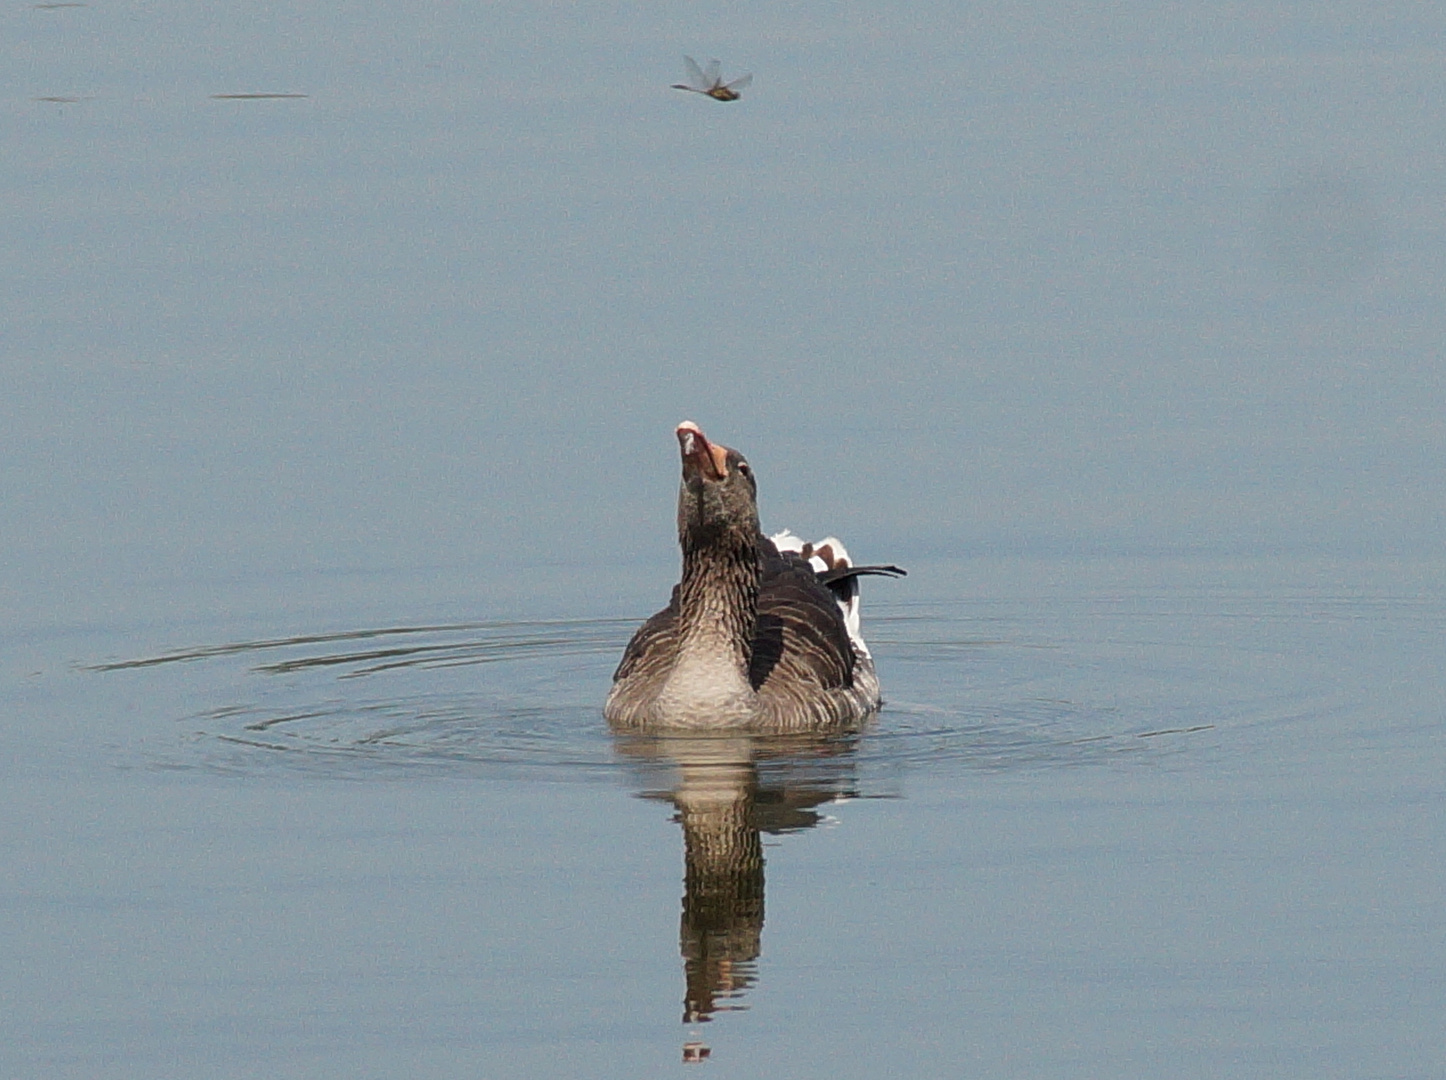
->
xmin=676 ymin=420 xmax=730 ymax=482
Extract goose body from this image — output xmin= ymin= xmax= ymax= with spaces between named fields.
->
xmin=605 ymin=422 xmax=903 ymax=733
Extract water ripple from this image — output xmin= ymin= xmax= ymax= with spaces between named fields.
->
xmin=90 ymin=599 xmax=1355 ymax=780
xmin=93 ymin=618 xmax=632 ymax=676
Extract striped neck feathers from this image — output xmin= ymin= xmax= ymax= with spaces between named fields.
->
xmin=676 ymin=526 xmax=760 ymax=672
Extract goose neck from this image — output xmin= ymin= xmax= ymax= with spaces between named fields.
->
xmin=676 ymin=539 xmax=759 ymax=669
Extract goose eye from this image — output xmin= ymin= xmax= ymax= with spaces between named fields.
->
xmin=736 ymin=460 xmax=752 ymax=477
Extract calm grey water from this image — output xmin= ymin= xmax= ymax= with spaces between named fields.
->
xmin=5 ymin=1 xmax=1445 ymax=1077
xmin=9 ymin=556 xmax=1444 ymax=1077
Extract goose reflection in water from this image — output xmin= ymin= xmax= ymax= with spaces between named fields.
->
xmin=614 ymin=728 xmax=870 ymax=1060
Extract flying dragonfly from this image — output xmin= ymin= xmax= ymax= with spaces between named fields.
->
xmin=671 ymin=56 xmax=753 ymax=101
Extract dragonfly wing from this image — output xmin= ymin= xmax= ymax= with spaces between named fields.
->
xmin=702 ymin=58 xmax=722 ymax=89
xmin=682 ymin=55 xmax=708 ymax=91
xmin=723 ymin=72 xmax=753 ymax=92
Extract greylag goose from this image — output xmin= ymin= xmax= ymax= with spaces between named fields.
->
xmin=605 ymin=422 xmax=904 ymax=732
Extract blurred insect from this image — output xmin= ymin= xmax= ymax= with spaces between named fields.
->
xmin=671 ymin=56 xmax=753 ymax=102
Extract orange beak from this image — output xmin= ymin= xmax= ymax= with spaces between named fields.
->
xmin=676 ymin=421 xmax=730 ymax=481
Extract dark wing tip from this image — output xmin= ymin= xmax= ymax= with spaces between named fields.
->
xmin=816 ymin=564 xmax=907 ymax=585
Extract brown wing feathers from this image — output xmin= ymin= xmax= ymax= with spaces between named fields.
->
xmin=750 ymin=549 xmax=856 ymax=693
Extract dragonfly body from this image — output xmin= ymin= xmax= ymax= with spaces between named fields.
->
xmin=672 ymin=56 xmax=752 ymax=102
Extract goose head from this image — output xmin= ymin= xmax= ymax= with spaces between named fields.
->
xmin=675 ymin=421 xmax=759 ymax=553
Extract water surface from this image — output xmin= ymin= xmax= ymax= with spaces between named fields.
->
xmin=5 ymin=1 xmax=1444 ymax=1075
xmin=7 ymin=556 xmax=1442 ymax=1076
